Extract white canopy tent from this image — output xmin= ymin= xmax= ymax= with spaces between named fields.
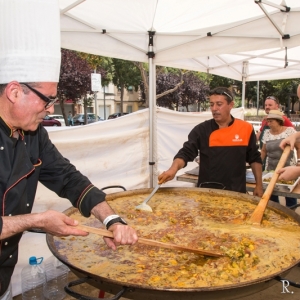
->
xmin=60 ymin=0 xmax=300 ymax=65
xmin=59 ymin=0 xmax=300 ymax=186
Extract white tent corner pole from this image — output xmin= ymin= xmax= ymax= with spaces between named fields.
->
xmin=241 ymin=61 xmax=248 ymax=108
xmin=148 ymin=31 xmax=155 ymax=188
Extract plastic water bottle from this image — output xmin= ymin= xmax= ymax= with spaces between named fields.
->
xmin=21 ymin=256 xmax=46 ymax=300
xmin=44 ymin=256 xmax=69 ymax=300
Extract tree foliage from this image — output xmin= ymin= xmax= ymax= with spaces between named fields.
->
xmin=61 ymin=50 xmax=300 ymax=115
xmin=58 ymin=49 xmax=106 ymax=123
xmin=155 ymin=71 xmax=209 ymax=111
xmin=78 ymin=55 xmax=142 ymax=113
xmin=108 ymin=58 xmax=141 ymax=113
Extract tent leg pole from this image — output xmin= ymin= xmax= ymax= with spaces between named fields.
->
xmin=148 ymin=31 xmax=156 ymax=188
xmin=149 ymin=58 xmax=154 ymax=188
xmin=242 ymin=61 xmax=248 ymax=108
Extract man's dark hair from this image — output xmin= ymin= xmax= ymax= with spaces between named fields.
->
xmin=209 ymin=87 xmax=233 ymax=104
xmin=0 ymin=84 xmax=7 ymax=96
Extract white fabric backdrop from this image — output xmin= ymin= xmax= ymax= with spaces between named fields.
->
xmin=12 ymin=107 xmax=244 ymax=296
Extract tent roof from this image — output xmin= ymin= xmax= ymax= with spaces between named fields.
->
xmin=60 ymin=0 xmax=300 ymax=81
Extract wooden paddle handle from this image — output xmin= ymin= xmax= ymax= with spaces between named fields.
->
xmin=76 ymin=224 xmax=223 ymax=257
xmin=250 ymin=145 xmax=291 ymax=225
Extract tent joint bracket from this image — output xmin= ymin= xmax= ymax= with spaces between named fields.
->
xmin=147 ymin=31 xmax=156 ymax=58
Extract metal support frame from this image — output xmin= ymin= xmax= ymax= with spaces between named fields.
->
xmin=241 ymin=61 xmax=248 ymax=108
xmin=147 ymin=31 xmax=156 ymax=188
xmin=255 ymin=0 xmax=290 ymax=39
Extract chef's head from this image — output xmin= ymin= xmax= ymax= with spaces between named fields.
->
xmin=208 ymin=87 xmax=234 ymax=125
xmin=0 ymin=0 xmax=61 ymax=131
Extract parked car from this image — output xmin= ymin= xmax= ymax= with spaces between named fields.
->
xmin=107 ymin=112 xmax=129 ymax=119
xmin=48 ymin=114 xmax=66 ymax=126
xmin=42 ymin=115 xmax=61 ymax=127
xmin=73 ymin=113 xmax=104 ymax=125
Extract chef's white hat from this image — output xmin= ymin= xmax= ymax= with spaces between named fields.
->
xmin=0 ymin=0 xmax=61 ymax=84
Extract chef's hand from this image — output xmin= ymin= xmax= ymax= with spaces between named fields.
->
xmin=37 ymin=210 xmax=89 ymax=237
xmin=158 ymin=169 xmax=176 ymax=184
xmin=279 ymin=134 xmax=297 ymax=150
xmin=158 ymin=158 xmax=186 ymax=184
xmin=278 ymin=166 xmax=300 ymax=182
xmin=253 ymin=185 xmax=263 ymax=197
xmin=104 ymin=224 xmax=138 ymax=251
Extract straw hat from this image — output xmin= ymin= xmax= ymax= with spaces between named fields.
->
xmin=0 ymin=0 xmax=61 ymax=83
xmin=267 ymin=110 xmax=284 ymax=122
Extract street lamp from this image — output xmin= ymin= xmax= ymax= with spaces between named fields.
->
xmin=103 ymin=87 xmax=115 ymax=120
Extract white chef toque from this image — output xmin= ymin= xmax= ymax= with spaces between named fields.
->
xmin=0 ymin=0 xmax=61 ymax=84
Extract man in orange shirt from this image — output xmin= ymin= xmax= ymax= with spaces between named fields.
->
xmin=158 ymin=87 xmax=263 ymax=196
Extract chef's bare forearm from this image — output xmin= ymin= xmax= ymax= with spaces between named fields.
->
xmin=1 ymin=210 xmax=89 ymax=240
xmin=251 ymin=162 xmax=263 ymax=187
xmin=91 ymin=201 xmax=118 ymax=222
xmin=0 ymin=213 xmax=48 ymax=240
xmin=170 ymin=158 xmax=186 ymax=172
xmin=0 ymin=213 xmax=41 ymax=240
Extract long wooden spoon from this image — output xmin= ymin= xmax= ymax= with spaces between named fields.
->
xmin=77 ymin=224 xmax=223 ymax=257
xmin=249 ymin=145 xmax=291 ymax=225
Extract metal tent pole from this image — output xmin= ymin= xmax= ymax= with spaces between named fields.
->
xmin=148 ymin=31 xmax=155 ymax=188
xmin=241 ymin=61 xmax=248 ymax=108
xmin=257 ymin=81 xmax=260 ymax=116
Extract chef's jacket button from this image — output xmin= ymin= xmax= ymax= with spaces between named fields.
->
xmin=8 ymin=214 xmax=12 ymax=216
xmin=9 ymin=255 xmax=12 ymax=258
xmin=5 ymin=242 xmax=8 ymax=245
xmin=27 ymin=203 xmax=30 ymax=207
xmin=0 ymin=146 xmax=4 ymax=150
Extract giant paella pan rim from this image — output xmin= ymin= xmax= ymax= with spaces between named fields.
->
xmin=46 ymin=187 xmax=300 ymax=293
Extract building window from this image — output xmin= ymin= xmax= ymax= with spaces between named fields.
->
xmin=127 ymin=106 xmax=133 ymax=113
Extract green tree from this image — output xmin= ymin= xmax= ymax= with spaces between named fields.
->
xmin=270 ymin=79 xmax=300 ymax=114
xmin=155 ymin=71 xmax=209 ymax=111
xmin=58 ymin=49 xmax=106 ymax=124
xmin=79 ymin=55 xmax=142 ymax=113
xmin=109 ymin=58 xmax=141 ymax=114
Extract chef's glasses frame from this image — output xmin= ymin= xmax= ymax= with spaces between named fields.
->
xmin=20 ymin=83 xmax=57 ymax=109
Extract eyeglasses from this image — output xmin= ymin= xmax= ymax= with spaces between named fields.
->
xmin=266 ymin=96 xmax=279 ymax=104
xmin=20 ymin=83 xmax=57 ymax=109
xmin=209 ymin=90 xmax=233 ymax=101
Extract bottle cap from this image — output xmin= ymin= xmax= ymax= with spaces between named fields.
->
xmin=29 ymin=256 xmax=37 ymax=265
xmin=29 ymin=256 xmax=43 ymax=265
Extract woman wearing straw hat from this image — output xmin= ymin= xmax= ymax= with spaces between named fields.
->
xmin=260 ymin=110 xmax=300 ymax=207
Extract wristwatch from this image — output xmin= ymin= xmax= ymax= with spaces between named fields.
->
xmin=106 ymin=217 xmax=128 ymax=230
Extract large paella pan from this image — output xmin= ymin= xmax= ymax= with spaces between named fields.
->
xmin=46 ymin=187 xmax=300 ymax=300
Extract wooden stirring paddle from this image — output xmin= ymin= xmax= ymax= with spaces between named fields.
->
xmin=249 ymin=145 xmax=291 ymax=225
xmin=77 ymin=224 xmax=223 ymax=257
